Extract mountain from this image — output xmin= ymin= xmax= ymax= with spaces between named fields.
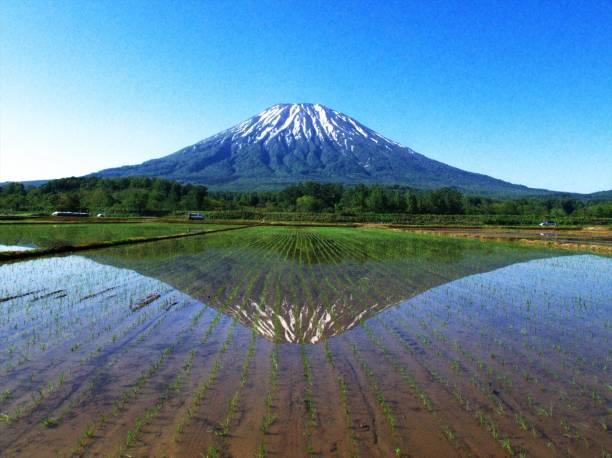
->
xmin=586 ymin=190 xmax=612 ymax=200
xmin=94 ymin=103 xmax=552 ymax=196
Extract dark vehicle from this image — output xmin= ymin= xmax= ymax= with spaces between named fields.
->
xmin=188 ymin=212 xmax=204 ymax=220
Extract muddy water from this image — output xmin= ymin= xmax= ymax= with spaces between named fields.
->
xmin=0 ymin=226 xmax=610 ymax=457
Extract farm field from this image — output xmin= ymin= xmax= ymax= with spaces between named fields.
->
xmin=393 ymin=226 xmax=612 ymax=253
xmin=0 ymin=226 xmax=610 ymax=457
xmin=0 ymin=222 xmax=237 ymax=252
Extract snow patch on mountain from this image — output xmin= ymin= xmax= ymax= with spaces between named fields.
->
xmin=205 ymin=103 xmax=404 ymax=153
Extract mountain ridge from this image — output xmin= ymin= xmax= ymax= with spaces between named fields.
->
xmin=91 ymin=103 xmax=564 ymax=196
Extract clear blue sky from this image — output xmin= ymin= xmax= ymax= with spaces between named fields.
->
xmin=1 ymin=0 xmax=611 ymax=193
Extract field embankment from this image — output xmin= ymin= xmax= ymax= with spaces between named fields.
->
xmin=381 ymin=225 xmax=612 ymax=254
xmin=0 ymin=224 xmax=250 ymax=262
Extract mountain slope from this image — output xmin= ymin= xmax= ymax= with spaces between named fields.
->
xmin=94 ymin=103 xmax=551 ymax=196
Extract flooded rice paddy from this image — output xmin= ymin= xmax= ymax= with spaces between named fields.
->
xmin=0 ymin=222 xmax=234 ymax=250
xmin=0 ymin=226 xmax=610 ymax=457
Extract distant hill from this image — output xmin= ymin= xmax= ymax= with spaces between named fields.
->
xmin=586 ymin=190 xmax=612 ymax=200
xmin=0 ymin=180 xmax=49 ymax=188
xmin=92 ymin=103 xmax=558 ymax=197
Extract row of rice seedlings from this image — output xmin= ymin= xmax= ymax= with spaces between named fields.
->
xmin=183 ymin=234 xmax=288 ymax=452
xmin=294 ymin=230 xmax=319 ymax=343
xmin=70 ymin=303 xmax=209 ymax=454
xmin=361 ymin=321 xmax=497 ymax=456
xmin=325 ymin=231 xmax=427 ymax=298
xmin=78 ymin=295 xmax=175 ymax=364
xmin=302 ymin=231 xmax=364 ymax=332
xmin=1 ymin=293 xmax=165 ymax=422
xmin=251 ymin=239 xmax=291 ymax=454
xmin=0 ymin=367 xmax=65 ymax=425
xmin=431 ymin=279 xmax=593 ymax=390
xmin=173 ymin=320 xmax=237 ymax=441
xmin=64 ymin=289 xmax=173 ymax=357
xmin=0 ymin=231 xmax=262 ymax=424
xmin=463 ymin=269 xmax=605 ymax=376
xmin=404 ymin=280 xmax=605 ymax=451
xmin=119 ymin=311 xmax=226 ymax=453
xmin=255 ymin=343 xmax=279 ymax=458
xmin=121 ymin=347 xmax=198 ymax=452
xmin=1 ymin=295 xmax=183 ymax=426
xmin=466 ymin=304 xmax=602 ymax=449
xmin=0 ymin=264 xmax=140 ymax=348
xmin=402 ymin=296 xmax=564 ymax=437
xmin=323 ymin=340 xmax=358 ymax=457
xmin=1 ymin=288 xmax=86 ymax=367
xmin=167 ymin=246 xmax=267 ymax=444
xmin=293 ymin=229 xmax=343 ymax=343
xmin=252 ymin=232 xmax=308 ymax=455
xmin=433 ymin=324 xmax=550 ymax=446
xmin=0 ymin=277 xmax=159 ymax=373
xmin=270 ymin=231 xmax=303 ymax=341
xmin=378 ymin=313 xmax=531 ymax=457
xmin=210 ymin=228 xmax=293 ymax=314
xmin=255 ymin=230 xmax=300 ymax=342
xmin=347 ymin=339 xmax=401 ymax=455
xmin=214 ymin=328 xmax=258 ymax=440
xmin=323 ymin=230 xmax=449 ymax=299
xmin=285 ymin=231 xmax=306 ymax=340
xmin=312 ymin=229 xmax=398 ymax=300
xmin=302 ymin=230 xmax=358 ymax=337
xmin=300 ymin=343 xmax=318 ymax=455
xmin=485 ymin=303 xmax=606 ymax=409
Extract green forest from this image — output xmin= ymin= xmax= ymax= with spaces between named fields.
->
xmin=1 ymin=177 xmax=611 ymax=221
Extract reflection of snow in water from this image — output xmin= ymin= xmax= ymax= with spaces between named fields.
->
xmin=230 ymin=255 xmax=612 ymax=343
xmin=0 ymin=244 xmax=36 ymax=252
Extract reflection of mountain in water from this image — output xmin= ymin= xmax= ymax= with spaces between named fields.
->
xmin=88 ymin=227 xmax=562 ymax=343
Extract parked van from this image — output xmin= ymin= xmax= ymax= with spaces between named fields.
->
xmin=51 ymin=211 xmax=89 ymax=217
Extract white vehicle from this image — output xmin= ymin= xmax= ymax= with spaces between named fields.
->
xmin=51 ymin=211 xmax=89 ymax=217
xmin=96 ymin=213 xmax=106 ymax=218
xmin=539 ymin=220 xmax=557 ymax=227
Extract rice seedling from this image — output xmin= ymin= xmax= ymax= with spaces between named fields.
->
xmin=215 ymin=329 xmax=257 ymax=438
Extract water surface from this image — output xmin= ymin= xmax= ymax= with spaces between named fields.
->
xmin=0 ymin=226 xmax=609 ymax=457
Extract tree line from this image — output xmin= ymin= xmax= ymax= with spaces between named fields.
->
xmin=0 ymin=177 xmax=610 ymax=218
xmin=208 ymin=182 xmax=611 ymax=218
xmin=0 ymin=177 xmax=206 ymax=214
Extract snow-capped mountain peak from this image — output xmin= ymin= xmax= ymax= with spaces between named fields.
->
xmin=94 ymin=102 xmax=542 ymax=196
xmin=214 ymin=103 xmax=402 ymax=150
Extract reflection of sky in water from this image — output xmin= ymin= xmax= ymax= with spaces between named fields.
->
xmin=384 ymin=255 xmax=612 ymax=369
xmin=0 ymin=244 xmax=36 ymax=252
xmin=0 ymin=256 xmax=194 ymax=344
